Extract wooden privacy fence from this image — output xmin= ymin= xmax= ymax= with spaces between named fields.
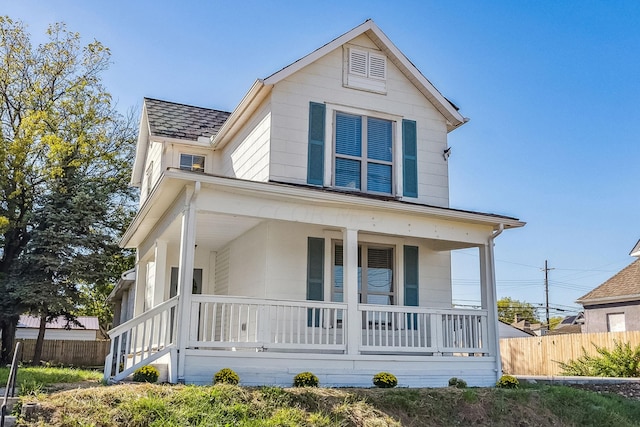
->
xmin=12 ymin=339 xmax=110 ymax=367
xmin=500 ymin=331 xmax=640 ymax=376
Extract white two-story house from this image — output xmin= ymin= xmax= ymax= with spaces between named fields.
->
xmin=104 ymin=20 xmax=524 ymax=387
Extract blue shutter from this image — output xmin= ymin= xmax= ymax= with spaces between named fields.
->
xmin=404 ymin=245 xmax=419 ymax=329
xmin=307 ymin=102 xmax=325 ymax=185
xmin=402 ymin=119 xmax=417 ymax=197
xmin=307 ymin=237 xmax=325 ymax=326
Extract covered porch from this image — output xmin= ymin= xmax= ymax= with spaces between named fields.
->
xmin=105 ymin=171 xmax=523 ymax=386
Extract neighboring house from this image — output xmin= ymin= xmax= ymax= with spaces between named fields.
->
xmin=104 ymin=20 xmax=525 ymax=387
xmin=16 ymin=315 xmax=101 ymax=341
xmin=108 ymin=268 xmax=136 ymax=329
xmin=511 ymin=319 xmax=545 ymax=336
xmin=577 ymin=245 xmax=640 ymax=333
xmin=499 ymin=321 xmax=534 ymax=339
xmin=547 ymin=313 xmax=584 ymax=335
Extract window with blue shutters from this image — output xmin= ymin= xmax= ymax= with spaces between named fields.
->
xmin=334 ymin=112 xmax=393 ymax=195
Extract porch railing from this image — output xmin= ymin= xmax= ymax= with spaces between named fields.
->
xmin=104 ymin=296 xmax=178 ymax=379
xmin=189 ymin=295 xmax=489 ymax=355
xmin=104 ymin=294 xmax=491 ymax=378
xmin=359 ymin=305 xmax=489 ymax=355
xmin=190 ymin=295 xmax=347 ymax=351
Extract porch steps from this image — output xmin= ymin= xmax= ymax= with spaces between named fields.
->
xmin=151 ymin=363 xmax=169 ymax=383
xmin=2 ymin=415 xmax=16 ymax=427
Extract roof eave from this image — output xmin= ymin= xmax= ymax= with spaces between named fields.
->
xmin=130 ymin=102 xmax=151 ymax=187
xmin=263 ymin=19 xmax=467 ymax=131
xmin=166 ymin=169 xmax=525 ymax=229
xmin=577 ymin=294 xmax=640 ymax=306
xmin=210 ymin=80 xmax=269 ymax=150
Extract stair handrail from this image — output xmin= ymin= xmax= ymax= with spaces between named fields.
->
xmin=1 ymin=341 xmax=22 ymax=427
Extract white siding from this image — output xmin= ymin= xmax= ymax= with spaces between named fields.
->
xmin=214 ymin=247 xmax=230 ymax=295
xmin=218 ymin=99 xmax=271 ymax=181
xmin=269 ymin=33 xmax=450 ymax=207
xmin=183 ymin=351 xmax=498 ymax=387
xmin=264 ymin=222 xmax=323 ymax=301
xmin=226 ymin=222 xmax=269 ymax=298
xmin=139 ymin=141 xmax=163 ymax=206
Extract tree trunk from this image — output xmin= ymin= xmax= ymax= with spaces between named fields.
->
xmin=32 ymin=314 xmax=47 ymax=366
xmin=0 ymin=317 xmax=18 ymax=365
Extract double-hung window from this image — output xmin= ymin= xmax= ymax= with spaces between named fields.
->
xmin=332 ymin=243 xmax=395 ymax=305
xmin=334 ymin=112 xmax=393 ymax=194
xmin=179 ymin=154 xmax=205 ymax=172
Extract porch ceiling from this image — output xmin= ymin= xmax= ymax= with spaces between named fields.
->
xmin=164 ymin=212 xmax=263 ymax=251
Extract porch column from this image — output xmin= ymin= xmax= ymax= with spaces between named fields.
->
xmin=479 ymin=242 xmax=502 ymax=381
xmin=133 ymin=255 xmax=146 ymax=316
xmin=176 ymin=185 xmax=199 ymax=382
xmin=343 ymin=228 xmax=360 ymax=355
xmin=153 ymin=240 xmax=168 ymax=307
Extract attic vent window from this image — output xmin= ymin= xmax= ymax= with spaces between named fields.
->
xmin=345 ymin=47 xmax=387 ymax=94
xmin=349 ymin=49 xmax=368 ymax=76
xmin=180 ymin=154 xmax=205 ymax=173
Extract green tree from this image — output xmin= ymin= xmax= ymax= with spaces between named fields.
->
xmin=497 ymin=297 xmax=539 ymax=324
xmin=548 ymin=316 xmax=563 ymax=330
xmin=0 ymin=16 xmax=136 ymax=363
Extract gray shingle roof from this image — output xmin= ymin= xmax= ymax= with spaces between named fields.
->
xmin=577 ymin=259 xmax=640 ymax=304
xmin=145 ymin=98 xmax=231 ymax=140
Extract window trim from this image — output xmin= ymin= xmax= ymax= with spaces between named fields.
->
xmin=179 ymin=153 xmax=206 ymax=173
xmin=332 ymin=110 xmax=396 ymax=195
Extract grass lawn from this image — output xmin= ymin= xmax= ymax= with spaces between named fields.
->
xmin=9 ymin=381 xmax=640 ymax=427
xmin=0 ymin=366 xmax=102 ymax=391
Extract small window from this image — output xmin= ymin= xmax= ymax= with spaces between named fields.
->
xmin=180 ymin=154 xmax=205 ymax=172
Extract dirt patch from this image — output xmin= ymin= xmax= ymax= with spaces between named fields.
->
xmin=45 ymin=380 xmax=102 ymax=393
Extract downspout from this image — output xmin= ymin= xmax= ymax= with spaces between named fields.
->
xmin=489 ymin=224 xmax=504 ymax=382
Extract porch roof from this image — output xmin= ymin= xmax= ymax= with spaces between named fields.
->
xmin=121 ymin=170 xmax=525 ymax=249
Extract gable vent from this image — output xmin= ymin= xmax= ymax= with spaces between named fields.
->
xmin=349 ymin=49 xmax=368 ymax=76
xmin=369 ymin=54 xmax=386 ymax=80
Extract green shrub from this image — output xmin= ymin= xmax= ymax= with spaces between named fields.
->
xmin=214 ymin=368 xmax=240 ymax=385
xmin=132 ymin=365 xmax=160 ymax=383
xmin=448 ymin=377 xmax=467 ymax=388
xmin=372 ymin=372 xmax=398 ymax=388
xmin=558 ymin=340 xmax=640 ymax=377
xmin=293 ymin=372 xmax=319 ymax=387
xmin=496 ymin=374 xmax=519 ymax=389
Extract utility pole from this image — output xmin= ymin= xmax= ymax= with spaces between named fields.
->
xmin=542 ymin=260 xmax=554 ymax=331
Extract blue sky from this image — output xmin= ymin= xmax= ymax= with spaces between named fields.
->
xmin=5 ymin=1 xmax=639 ymax=318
